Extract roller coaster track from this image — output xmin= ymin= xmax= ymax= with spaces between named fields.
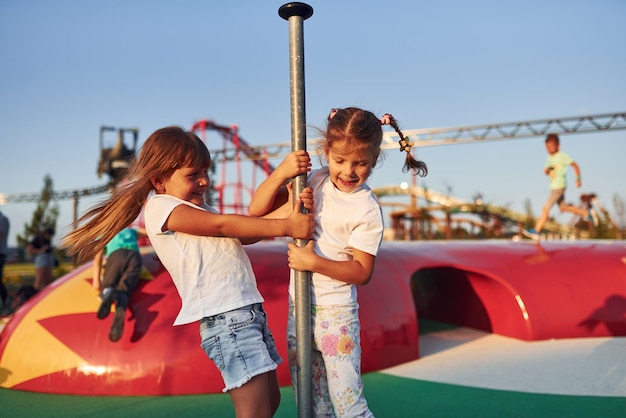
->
xmin=1 ymin=112 xmax=624 ymax=205
xmin=375 ymin=184 xmax=526 ymax=224
xmin=373 ymin=184 xmax=574 ymax=235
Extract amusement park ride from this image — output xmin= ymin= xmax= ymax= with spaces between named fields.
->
xmin=0 ymin=112 xmax=625 ymax=396
xmin=96 ymin=126 xmax=139 ymax=189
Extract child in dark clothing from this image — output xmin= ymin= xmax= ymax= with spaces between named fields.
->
xmin=93 ymin=226 xmax=144 ymax=342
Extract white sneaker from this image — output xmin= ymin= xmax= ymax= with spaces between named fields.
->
xmin=522 ymin=228 xmax=540 ymax=240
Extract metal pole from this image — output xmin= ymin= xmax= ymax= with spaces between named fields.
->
xmin=278 ymin=3 xmax=313 ymax=418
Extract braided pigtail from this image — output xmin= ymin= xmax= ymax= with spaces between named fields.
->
xmin=382 ymin=113 xmax=428 ymax=177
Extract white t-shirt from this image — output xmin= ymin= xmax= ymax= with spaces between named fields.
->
xmin=144 ymin=194 xmax=264 ymax=325
xmin=290 ymin=168 xmax=384 ymax=305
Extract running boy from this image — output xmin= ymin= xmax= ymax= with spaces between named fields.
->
xmin=523 ymin=133 xmax=594 ymax=240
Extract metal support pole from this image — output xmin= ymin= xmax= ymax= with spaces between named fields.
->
xmin=279 ymin=3 xmax=313 ymax=418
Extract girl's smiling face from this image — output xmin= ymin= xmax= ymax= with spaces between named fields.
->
xmin=326 ymin=144 xmax=373 ymax=193
xmin=161 ymin=166 xmax=210 ymax=206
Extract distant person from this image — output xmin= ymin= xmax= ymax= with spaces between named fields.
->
xmin=27 ymin=227 xmax=55 ymax=290
xmin=0 ymin=209 xmax=9 ymax=311
xmin=250 ymin=107 xmax=428 ymax=417
xmin=523 ymin=133 xmax=595 ymax=240
xmin=93 ymin=226 xmax=144 ymax=342
xmin=62 ymin=126 xmax=315 ymax=418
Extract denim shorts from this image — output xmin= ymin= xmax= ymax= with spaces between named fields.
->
xmin=34 ymin=252 xmax=55 ymax=269
xmin=200 ymin=303 xmax=282 ymax=392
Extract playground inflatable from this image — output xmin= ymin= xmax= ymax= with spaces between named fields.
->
xmin=0 ymin=239 xmax=624 ymax=395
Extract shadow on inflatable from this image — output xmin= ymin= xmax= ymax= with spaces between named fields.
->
xmin=0 ymin=240 xmax=624 ymax=395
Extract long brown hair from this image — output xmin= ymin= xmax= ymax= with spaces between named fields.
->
xmin=62 ymin=126 xmax=211 ymax=263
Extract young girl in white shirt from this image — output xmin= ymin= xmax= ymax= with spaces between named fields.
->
xmin=250 ymin=107 xmax=427 ymax=417
xmin=63 ymin=126 xmax=315 ymax=418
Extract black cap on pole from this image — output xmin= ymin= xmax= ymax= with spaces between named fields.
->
xmin=278 ymin=2 xmax=313 ymax=20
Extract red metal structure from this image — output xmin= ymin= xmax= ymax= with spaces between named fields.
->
xmin=190 ymin=119 xmax=274 ymax=214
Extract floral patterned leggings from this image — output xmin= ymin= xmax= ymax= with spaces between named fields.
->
xmin=287 ymin=302 xmax=374 ymax=417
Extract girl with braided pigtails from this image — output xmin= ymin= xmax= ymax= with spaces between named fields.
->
xmin=250 ymin=107 xmax=427 ymax=417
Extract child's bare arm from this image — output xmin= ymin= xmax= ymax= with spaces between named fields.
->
xmin=287 ymin=242 xmax=376 ymax=286
xmin=249 ymin=150 xmax=311 ymax=216
xmin=570 ymin=161 xmax=582 ymax=187
xmin=92 ymin=250 xmax=103 ymax=291
xmin=240 ymin=187 xmax=314 ymax=244
xmin=166 ymin=199 xmax=314 ymax=241
xmin=261 ymin=184 xmax=314 ymax=219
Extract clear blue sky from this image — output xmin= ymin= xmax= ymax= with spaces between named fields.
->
xmin=1 ymin=0 xmax=625 ymax=247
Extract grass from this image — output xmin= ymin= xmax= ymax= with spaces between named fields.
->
xmin=2 ymin=262 xmax=72 ymax=290
xmin=2 ymin=331 xmax=625 ymax=417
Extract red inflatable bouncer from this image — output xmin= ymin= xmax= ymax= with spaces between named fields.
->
xmin=1 ymin=240 xmax=624 ymax=395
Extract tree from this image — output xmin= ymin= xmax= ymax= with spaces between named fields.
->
xmin=16 ymin=174 xmax=60 ymax=249
xmin=523 ymin=198 xmax=536 ymax=230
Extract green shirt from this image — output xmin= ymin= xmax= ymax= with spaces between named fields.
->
xmin=105 ymin=227 xmax=139 ymax=255
xmin=545 ymin=151 xmax=574 ymax=190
